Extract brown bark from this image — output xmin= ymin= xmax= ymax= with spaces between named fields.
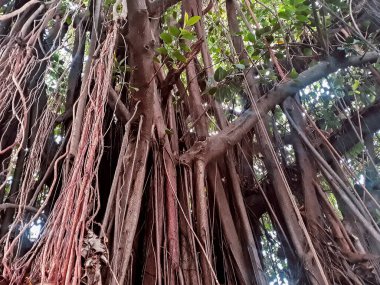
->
xmin=178 ymin=166 xmax=200 ymax=285
xmin=180 ymin=52 xmax=380 ymax=165
xmin=224 ymin=2 xmax=328 ymax=283
xmin=207 ymin=162 xmax=252 ymax=285
xmin=182 ymin=0 xmax=208 ymax=140
xmin=107 ymin=1 xmax=157 ymax=283
xmin=1 ymin=0 xmax=380 ymax=284
xmin=194 ymin=159 xmax=215 ymax=285
xmin=283 ymin=97 xmax=322 ymax=228
xmin=153 ymin=86 xmax=179 ymax=280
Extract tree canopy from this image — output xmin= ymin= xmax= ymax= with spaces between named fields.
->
xmin=0 ymin=0 xmax=380 ymax=284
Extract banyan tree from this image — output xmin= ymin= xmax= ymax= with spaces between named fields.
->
xmin=0 ymin=0 xmax=380 ymax=284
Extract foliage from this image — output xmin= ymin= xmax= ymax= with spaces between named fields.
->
xmin=0 ymin=0 xmax=379 ymax=284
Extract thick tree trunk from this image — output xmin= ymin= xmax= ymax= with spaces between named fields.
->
xmin=1 ymin=0 xmax=380 ymax=284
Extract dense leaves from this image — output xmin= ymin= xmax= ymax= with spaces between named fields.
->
xmin=0 ymin=0 xmax=379 ymax=284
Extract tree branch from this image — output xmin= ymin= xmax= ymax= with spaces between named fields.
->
xmin=0 ymin=203 xmax=47 ymax=220
xmin=0 ymin=0 xmax=40 ymax=21
xmin=282 ymin=99 xmax=380 ymax=156
xmin=202 ymin=0 xmax=214 ymax=15
xmin=329 ymin=99 xmax=380 ymax=154
xmin=108 ymin=87 xmax=130 ymax=124
xmin=179 ymin=52 xmax=380 ymax=165
xmin=146 ymin=0 xmax=180 ymax=16
xmin=160 ymin=39 xmax=203 ymax=103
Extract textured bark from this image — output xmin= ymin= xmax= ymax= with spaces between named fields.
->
xmin=180 ymin=52 xmax=380 ymax=165
xmin=225 ymin=2 xmax=327 ymax=283
xmin=108 ymin=2 xmax=156 ymax=282
xmin=207 ymin=162 xmax=252 ymax=285
xmin=283 ymin=97 xmax=322 ymax=228
xmin=194 ymin=159 xmax=214 ymax=285
xmin=1 ymin=0 xmax=380 ymax=284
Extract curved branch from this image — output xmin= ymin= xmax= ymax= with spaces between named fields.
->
xmin=146 ymin=0 xmax=180 ymax=16
xmin=108 ymin=87 xmax=130 ymax=124
xmin=179 ymin=52 xmax=380 ymax=165
xmin=0 ymin=0 xmax=40 ymax=21
xmin=282 ymin=99 xmax=380 ymax=156
xmin=0 ymin=203 xmax=47 ymax=220
xmin=329 ymin=99 xmax=380 ymax=154
xmin=202 ymin=0 xmax=214 ymax=15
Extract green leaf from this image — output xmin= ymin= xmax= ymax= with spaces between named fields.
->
xmin=276 ymin=52 xmax=285 ymax=59
xmin=66 ymin=15 xmax=72 ymax=25
xmin=271 ymin=22 xmax=281 ymax=32
xmin=187 ymin=15 xmax=201 ymax=26
xmin=235 ymin=63 xmax=245 ymax=70
xmin=349 ymin=142 xmax=364 ymax=157
xmin=256 ymin=26 xmax=271 ymax=37
xmin=52 ymin=53 xmax=59 ymax=62
xmin=290 ymin=68 xmax=298 ymax=79
xmin=352 ymin=79 xmax=360 ymax=92
xmin=156 ymin=47 xmax=168 ymax=55
xmin=165 ymin=128 xmax=174 ymax=135
xmin=278 ymin=10 xmax=291 ymax=20
xmin=168 ymin=26 xmax=181 ymax=37
xmin=265 ymin=35 xmax=274 ymax=43
xmin=180 ymin=29 xmax=195 ymax=40
xmin=173 ymin=50 xmax=187 ymax=63
xmin=251 ymin=48 xmax=261 ymax=56
xmin=160 ymin=32 xmax=172 ymax=44
xmin=296 ymin=14 xmax=308 ymax=22
xmin=303 ymin=48 xmax=312 ymax=56
xmin=184 ymin=12 xmax=189 ymax=26
xmin=214 ymin=67 xmax=228 ymax=82
xmin=247 ymin=32 xmax=255 ymax=42
xmin=179 ymin=43 xmax=191 ymax=52
xmin=296 ymin=4 xmax=309 ymax=12
xmin=208 ymin=87 xmax=217 ymax=95
xmin=251 ymin=55 xmax=261 ymax=61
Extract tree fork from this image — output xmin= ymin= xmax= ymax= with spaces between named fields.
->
xmin=180 ymin=52 xmax=380 ymax=165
